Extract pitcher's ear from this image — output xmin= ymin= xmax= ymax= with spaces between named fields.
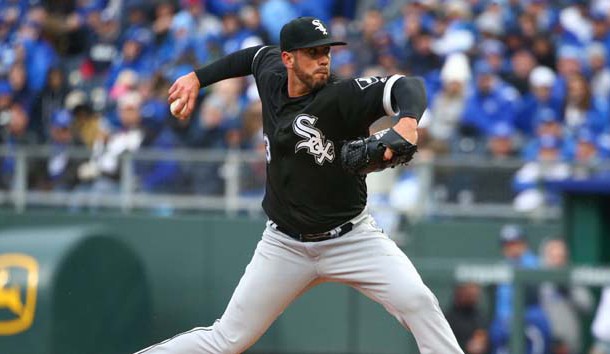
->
xmin=281 ymin=51 xmax=294 ymax=68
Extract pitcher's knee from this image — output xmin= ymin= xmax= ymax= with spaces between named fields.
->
xmin=396 ymin=283 xmax=439 ymax=314
xmin=213 ymin=328 xmax=253 ymax=353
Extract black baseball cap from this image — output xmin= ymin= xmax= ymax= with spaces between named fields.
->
xmin=280 ymin=17 xmax=347 ymax=52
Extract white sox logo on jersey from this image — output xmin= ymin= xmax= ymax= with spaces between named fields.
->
xmin=293 ymin=114 xmax=335 ymax=165
xmin=354 ymin=76 xmax=386 ymax=90
xmin=312 ymin=19 xmax=327 ymax=35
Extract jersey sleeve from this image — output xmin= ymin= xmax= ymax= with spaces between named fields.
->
xmin=337 ymin=74 xmax=405 ymax=131
xmin=194 ymin=45 xmax=262 ymax=87
xmin=250 ymin=46 xmax=285 ymax=102
xmin=251 ymin=46 xmax=284 ymax=80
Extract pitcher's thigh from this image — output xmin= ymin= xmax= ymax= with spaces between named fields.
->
xmin=212 ymin=234 xmax=319 ymax=350
xmin=331 ymin=231 xmax=440 ymax=316
xmin=365 ymin=250 xmax=439 ymax=315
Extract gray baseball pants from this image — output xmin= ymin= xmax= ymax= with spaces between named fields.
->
xmin=135 ymin=212 xmax=464 ymax=354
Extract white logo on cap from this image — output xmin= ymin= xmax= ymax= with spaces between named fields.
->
xmin=312 ymin=19 xmax=327 ymax=35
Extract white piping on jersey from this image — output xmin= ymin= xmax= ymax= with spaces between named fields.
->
xmin=382 ymin=74 xmax=405 ymax=117
xmin=252 ymin=45 xmax=270 ymax=74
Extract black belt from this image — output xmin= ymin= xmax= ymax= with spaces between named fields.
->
xmin=271 ymin=221 xmax=354 ymax=242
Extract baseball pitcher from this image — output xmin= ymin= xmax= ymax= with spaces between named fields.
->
xmin=136 ymin=16 xmax=464 ymax=354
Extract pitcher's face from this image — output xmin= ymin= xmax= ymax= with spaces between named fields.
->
xmin=292 ymin=46 xmax=331 ymax=91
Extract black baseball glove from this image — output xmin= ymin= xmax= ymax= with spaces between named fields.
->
xmin=341 ymin=128 xmax=418 ymax=175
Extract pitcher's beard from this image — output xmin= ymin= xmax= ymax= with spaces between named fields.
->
xmin=294 ymin=64 xmax=329 ymax=92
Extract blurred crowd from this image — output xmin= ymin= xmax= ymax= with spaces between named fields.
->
xmin=0 ymin=0 xmax=609 ymax=209
xmin=445 ymin=224 xmax=610 ymax=354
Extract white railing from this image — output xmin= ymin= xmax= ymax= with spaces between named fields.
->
xmin=0 ymin=145 xmax=573 ymax=219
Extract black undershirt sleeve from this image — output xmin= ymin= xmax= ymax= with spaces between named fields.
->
xmin=194 ymin=45 xmax=264 ymax=87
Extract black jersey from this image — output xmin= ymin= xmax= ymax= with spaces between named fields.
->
xmin=251 ymin=46 xmax=402 ymax=234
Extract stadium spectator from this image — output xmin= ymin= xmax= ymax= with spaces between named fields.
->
xmin=431 ymin=0 xmax=475 ymax=57
xmin=0 ymin=13 xmax=16 ymax=77
xmin=208 ymin=11 xmax=263 ymax=57
xmin=331 ymin=48 xmax=357 ymax=79
xmin=521 ymin=108 xmax=565 ymax=160
xmin=538 ymin=237 xmax=595 ymax=354
xmin=502 ymin=26 xmax=526 ymax=58
xmin=0 ymin=80 xmax=28 ymax=139
xmin=515 ymin=12 xmax=538 ymax=48
xmin=47 ymin=0 xmax=103 ymax=58
xmin=461 ymin=61 xmax=519 ymax=138
xmin=133 ymin=74 xmax=186 ymax=195
xmin=7 ymin=61 xmax=31 ymax=113
xmin=503 ymin=49 xmax=537 ymax=95
xmin=75 ymin=91 xmax=144 ymax=207
xmin=425 ymin=52 xmax=471 ymax=155
xmin=105 ymin=68 xmax=140 ymax=127
xmin=513 ymin=135 xmax=570 ymax=213
xmin=590 ymin=11 xmax=610 ymax=53
xmin=517 ymin=66 xmax=563 ymax=136
xmin=490 ymin=224 xmax=551 ymax=354
xmin=475 ymin=0 xmax=506 ymax=41
xmin=67 ymin=89 xmax=104 ymax=150
xmin=494 ymin=224 xmax=539 ymax=321
xmin=522 ymin=0 xmax=558 ymax=35
xmin=478 ymin=39 xmax=508 ymax=77
xmin=0 ymin=79 xmax=33 ymax=189
xmin=490 ymin=287 xmax=552 ymax=354
xmin=155 ymin=5 xmax=196 ymax=69
xmin=135 ymin=117 xmax=187 ymax=195
xmin=585 ymin=42 xmax=610 ymax=99
xmin=187 ymin=78 xmax=245 ymax=195
xmin=377 ymin=44 xmax=402 ymax=75
xmin=0 ymin=0 xmax=26 ymax=31
xmin=348 ymin=9 xmax=390 ymax=71
xmin=151 ymin=1 xmax=175 ymax=42
xmin=568 ymin=128 xmax=607 ymax=180
xmin=31 ymin=109 xmax=81 ymax=191
xmin=563 ymin=72 xmax=608 ymax=135
xmin=486 ymin=121 xmax=518 ymax=160
xmin=259 ymin=0 xmax=298 ymax=44
xmin=30 ymin=65 xmax=68 ymax=142
xmin=386 ymin=2 xmax=428 ymax=53
xmin=138 ymin=74 xmax=170 ymax=137
xmin=531 ymin=34 xmax=557 ymax=70
xmin=445 ymin=282 xmax=489 ymax=354
xmin=122 ymin=0 xmax=151 ymax=30
xmin=557 ymin=2 xmax=592 ymax=48
xmin=191 ymin=76 xmax=245 ymax=146
xmin=238 ymin=5 xmax=270 ymax=46
xmin=178 ymin=0 xmax=222 ymax=41
xmin=238 ymin=100 xmax=265 ymax=197
xmin=600 ymin=129 xmax=610 ymax=159
xmin=405 ymin=28 xmax=441 ymax=77
xmin=79 ymin=8 xmax=121 ymax=83
xmin=105 ymin=27 xmax=153 ymax=90
xmin=17 ymin=16 xmax=59 ymax=93
xmin=591 ymin=287 xmax=610 ymax=354
xmin=553 ymin=46 xmax=584 ymax=105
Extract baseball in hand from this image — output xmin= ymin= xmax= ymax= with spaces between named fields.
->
xmin=170 ymin=98 xmax=187 ymax=117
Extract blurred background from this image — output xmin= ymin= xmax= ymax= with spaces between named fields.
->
xmin=0 ymin=0 xmax=609 ymax=353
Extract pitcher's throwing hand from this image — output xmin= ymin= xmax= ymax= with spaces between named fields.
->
xmin=167 ymin=72 xmax=200 ymax=120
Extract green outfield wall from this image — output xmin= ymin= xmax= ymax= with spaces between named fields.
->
xmin=0 ymin=211 xmax=562 ymax=354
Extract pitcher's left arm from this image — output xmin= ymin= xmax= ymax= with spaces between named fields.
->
xmin=341 ymin=76 xmax=426 ymax=175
